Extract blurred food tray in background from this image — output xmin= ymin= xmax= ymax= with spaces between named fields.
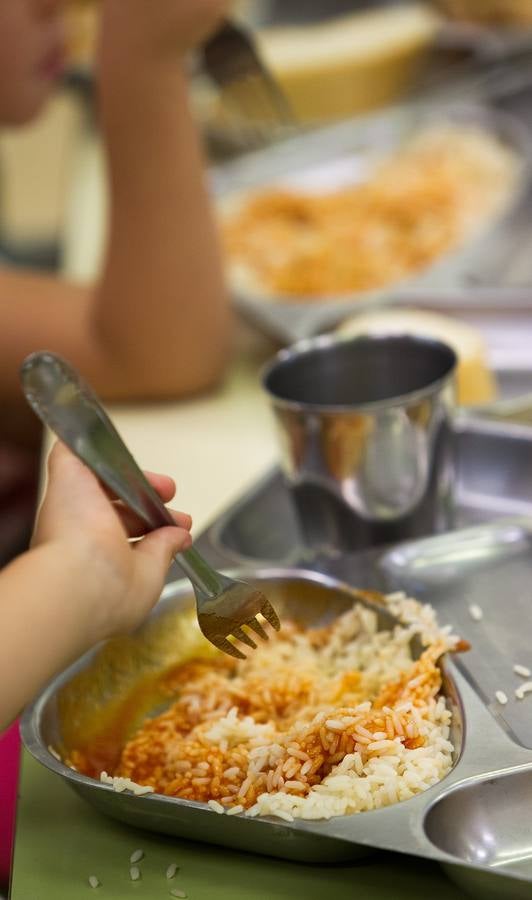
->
xmin=213 ymin=98 xmax=532 ymax=344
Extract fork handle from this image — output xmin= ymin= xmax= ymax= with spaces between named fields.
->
xmin=176 ymin=546 xmax=228 ymax=597
xmin=19 ymin=351 xmax=227 ymax=599
xmin=120 ymin=493 xmax=225 ymax=598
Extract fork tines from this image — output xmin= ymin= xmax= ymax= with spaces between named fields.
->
xmin=218 ymin=599 xmax=281 ymax=661
xmin=259 ymin=597 xmax=281 ymax=632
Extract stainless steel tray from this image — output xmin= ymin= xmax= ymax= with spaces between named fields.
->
xmin=21 ymin=418 xmax=532 ymax=899
xmin=22 ymin=564 xmax=532 ymax=900
xmin=214 ymin=99 xmax=532 ymax=343
xmin=205 ymin=418 xmax=532 ymax=566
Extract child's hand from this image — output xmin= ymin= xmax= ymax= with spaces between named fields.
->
xmin=33 ymin=442 xmax=192 ymax=642
xmin=99 ymin=0 xmax=232 ymax=62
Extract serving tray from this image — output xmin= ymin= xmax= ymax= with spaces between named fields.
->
xmin=214 ymin=98 xmax=532 ymax=343
xmin=203 ymin=418 xmax=532 ymax=565
xmin=21 ymin=418 xmax=532 ymax=900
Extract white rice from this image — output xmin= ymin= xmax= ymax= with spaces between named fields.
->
xmin=211 ymin=592 xmax=456 ymax=821
xmin=495 ymin=690 xmax=508 ymax=705
xmin=169 ymin=890 xmax=187 ymax=899
xmin=166 ymin=863 xmax=179 ymax=880
xmin=100 ymin=771 xmax=154 ymax=795
xmin=515 ymin=681 xmax=532 ymax=700
xmin=243 ymin=695 xmax=452 ymax=821
xmin=114 ymin=589 xmax=459 ymax=824
xmin=88 ymin=875 xmax=100 ymax=889
xmin=468 ymin=604 xmax=483 ymax=622
xmin=513 ymin=664 xmax=531 ymax=678
xmin=207 ymin=799 xmax=225 ymax=814
xmin=129 ymin=866 xmax=141 ymax=881
xmin=129 ymin=849 xmax=144 ymax=864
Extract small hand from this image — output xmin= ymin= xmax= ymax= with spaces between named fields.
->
xmin=34 ymin=441 xmax=192 ymax=641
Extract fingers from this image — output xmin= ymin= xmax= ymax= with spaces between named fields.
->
xmin=115 ymin=503 xmax=192 ymax=539
xmin=49 ymin=441 xmax=185 ymax=533
xmin=47 ymin=439 xmax=87 ymax=481
xmin=43 ymin=441 xmax=190 ymax=544
xmin=34 ymin=440 xmax=104 ymax=546
xmin=144 ymin=472 xmax=177 ymax=502
xmin=134 ymin=525 xmax=193 ymax=568
xmin=101 ymin=471 xmax=177 ymax=505
xmin=107 ymin=469 xmax=188 ymax=537
xmin=124 ymin=526 xmax=194 ymax=632
xmin=44 ymin=440 xmax=101 ymax=506
xmin=50 ymin=443 xmax=178 ymax=505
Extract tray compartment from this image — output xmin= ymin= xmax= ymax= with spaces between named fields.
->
xmin=425 ymin=767 xmax=532 ymax=871
xmin=425 ymin=768 xmax=532 ymax=900
xmin=22 ymin=569 xmax=464 ymax=864
xmin=455 ymin=420 xmax=532 ymax=520
xmin=208 ymin=421 xmax=532 ymax=565
xmin=381 ymin=518 xmax=532 ymax=750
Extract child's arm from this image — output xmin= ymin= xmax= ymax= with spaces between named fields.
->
xmin=0 ymin=442 xmax=192 ymax=731
xmin=0 ymin=0 xmax=230 ymax=412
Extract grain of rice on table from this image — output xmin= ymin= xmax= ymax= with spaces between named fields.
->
xmin=69 ymin=592 xmax=461 ymax=822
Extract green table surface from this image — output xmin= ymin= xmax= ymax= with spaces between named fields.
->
xmin=11 ymin=751 xmax=469 ymax=900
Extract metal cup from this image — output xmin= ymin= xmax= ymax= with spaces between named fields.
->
xmin=262 ymin=333 xmax=457 ymax=555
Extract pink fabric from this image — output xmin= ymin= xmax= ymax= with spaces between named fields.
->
xmin=0 ymin=722 xmax=21 ymax=886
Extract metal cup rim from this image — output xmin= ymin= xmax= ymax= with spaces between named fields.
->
xmin=261 ymin=332 xmax=457 ymax=414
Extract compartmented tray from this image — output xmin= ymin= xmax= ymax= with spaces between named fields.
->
xmin=21 ymin=568 xmax=532 ymax=900
xmin=205 ymin=418 xmax=532 ymax=565
xmin=21 ymin=418 xmax=532 ymax=900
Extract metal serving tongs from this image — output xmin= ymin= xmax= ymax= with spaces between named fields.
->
xmin=20 ymin=351 xmax=280 ymax=660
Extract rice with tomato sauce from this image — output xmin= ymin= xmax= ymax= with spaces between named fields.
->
xmin=72 ymin=591 xmax=461 ymax=821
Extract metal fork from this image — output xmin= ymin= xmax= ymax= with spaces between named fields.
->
xmin=19 ymin=351 xmax=280 ymax=660
xmin=202 ymin=19 xmax=295 ymax=137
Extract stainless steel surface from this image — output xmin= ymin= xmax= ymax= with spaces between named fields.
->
xmin=214 ymin=100 xmax=532 ymax=343
xmin=381 ymin=516 xmax=532 ymax=749
xmin=205 ymin=418 xmax=532 ymax=567
xmin=262 ymin=333 xmax=457 ymax=553
xmin=19 ymin=351 xmax=280 ymax=660
xmin=202 ymin=18 xmax=294 ymax=148
xmin=21 ymin=566 xmax=532 ymax=898
xmin=467 ymin=391 xmax=532 ymax=426
xmin=494 ymin=369 xmax=532 ymax=402
xmin=434 ymin=17 xmax=532 ymax=62
xmin=426 ymin=768 xmax=532 ymax=899
xmin=379 ymin=519 xmax=532 ymax=898
xmin=20 ymin=570 xmax=419 ymax=864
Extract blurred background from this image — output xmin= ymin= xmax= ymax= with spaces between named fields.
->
xmin=5 ymin=0 xmax=532 ymax=558
xmin=4 ymin=0 xmax=532 ymax=270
